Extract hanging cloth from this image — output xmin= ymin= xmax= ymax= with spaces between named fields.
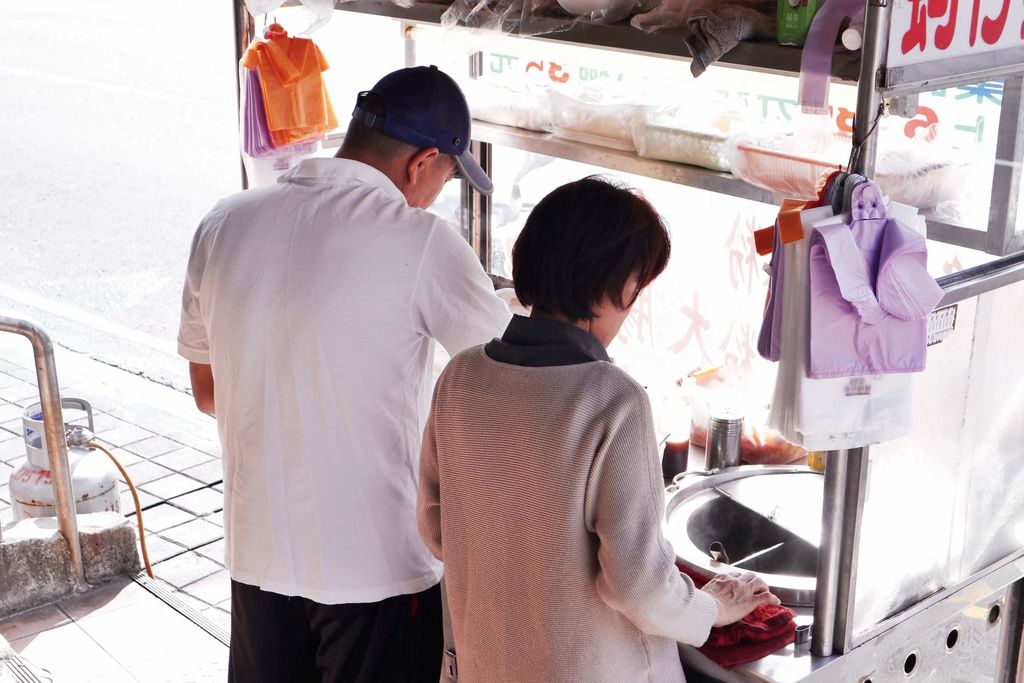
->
xmin=767 ymin=203 xmax=917 ymax=450
xmin=797 ymin=0 xmax=863 ymax=113
xmin=242 ymin=67 xmax=318 ymax=158
xmin=807 ymin=181 xmax=943 ymax=378
xmin=241 ymin=23 xmax=338 ymax=146
xmin=755 ymin=170 xmax=843 ymax=361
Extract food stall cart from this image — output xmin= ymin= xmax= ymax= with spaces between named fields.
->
xmin=231 ymin=0 xmax=1024 ymax=679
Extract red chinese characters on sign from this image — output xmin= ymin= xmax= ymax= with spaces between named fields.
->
xmin=669 ymin=291 xmax=714 ymax=364
xmin=620 ymin=292 xmax=655 ymax=347
xmin=719 ymin=320 xmax=757 ymax=375
xmin=722 ymin=216 xmax=762 ymax=295
xmin=901 ymin=0 xmax=958 ymax=53
xmin=901 ymin=0 xmax=1016 ymax=54
xmin=835 ymin=107 xmax=855 ymax=134
xmin=525 ymin=60 xmax=570 ymax=83
xmin=943 ymin=256 xmax=965 ymax=274
xmin=904 ymin=105 xmax=939 ymax=137
xmin=971 ymin=0 xmax=1010 ymax=45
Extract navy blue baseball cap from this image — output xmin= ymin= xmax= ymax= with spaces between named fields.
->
xmin=352 ymin=66 xmax=492 ymax=195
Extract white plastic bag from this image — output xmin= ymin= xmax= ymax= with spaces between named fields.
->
xmin=245 ymin=0 xmax=334 ymax=33
xmin=768 ymin=204 xmax=915 ymax=449
xmin=548 ymin=91 xmax=641 ymax=151
xmin=632 ymin=104 xmax=747 ymax=171
xmin=875 ymin=124 xmax=981 ymax=214
xmin=463 ymin=81 xmax=552 ymax=132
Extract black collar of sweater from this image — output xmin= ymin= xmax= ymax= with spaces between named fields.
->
xmin=484 ymin=314 xmax=611 ymax=367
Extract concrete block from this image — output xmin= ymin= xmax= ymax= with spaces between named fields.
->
xmin=79 ymin=512 xmax=141 ymax=582
xmin=0 ymin=519 xmax=74 ymax=618
xmin=0 ymin=513 xmax=140 ymax=619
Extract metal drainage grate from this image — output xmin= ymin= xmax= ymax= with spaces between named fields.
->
xmin=130 ymin=572 xmax=230 ymax=647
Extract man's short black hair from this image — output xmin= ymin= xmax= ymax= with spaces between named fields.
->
xmin=341 ymin=117 xmax=419 ymax=159
xmin=512 ymin=176 xmax=671 ymax=321
xmin=340 ymin=92 xmax=418 ymax=159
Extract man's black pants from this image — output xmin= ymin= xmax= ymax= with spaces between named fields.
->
xmin=228 ymin=580 xmax=443 ymax=682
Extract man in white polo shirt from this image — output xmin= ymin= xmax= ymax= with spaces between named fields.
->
xmin=178 ymin=66 xmax=511 ymax=682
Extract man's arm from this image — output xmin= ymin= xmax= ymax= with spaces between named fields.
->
xmin=416 ymin=400 xmax=443 ymax=560
xmin=413 ymin=224 xmax=512 ymax=356
xmin=189 ymin=362 xmax=216 ymax=417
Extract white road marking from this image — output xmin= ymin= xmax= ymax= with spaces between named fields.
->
xmin=0 ymin=64 xmax=225 ymax=107
xmin=0 ymin=281 xmax=178 ymax=356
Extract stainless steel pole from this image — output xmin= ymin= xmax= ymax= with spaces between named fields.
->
xmin=994 ymin=579 xmax=1024 ymax=683
xmin=233 ymin=0 xmax=256 ymax=190
xmin=811 ymin=449 xmax=849 ymax=656
xmin=402 ymin=22 xmax=417 ymax=68
xmin=0 ymin=316 xmax=87 ymax=591
xmin=986 ymin=76 xmax=1024 ymax=256
xmin=463 ymin=52 xmax=493 ymax=271
xmin=816 ymin=0 xmax=889 ymax=655
xmin=832 ymin=446 xmax=870 ymax=653
xmin=850 ymin=0 xmax=891 ymax=177
xmin=468 ymin=140 xmax=493 ymax=272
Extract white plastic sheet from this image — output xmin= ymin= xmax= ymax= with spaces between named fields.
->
xmin=245 ymin=0 xmax=334 ymax=34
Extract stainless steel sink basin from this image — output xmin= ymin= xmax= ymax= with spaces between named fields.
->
xmin=665 ymin=466 xmax=823 ymax=607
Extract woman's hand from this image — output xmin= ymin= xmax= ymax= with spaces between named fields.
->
xmin=701 ymin=571 xmax=781 ymax=627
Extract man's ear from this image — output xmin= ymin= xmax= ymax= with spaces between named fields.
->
xmin=406 ymin=147 xmax=441 ymax=186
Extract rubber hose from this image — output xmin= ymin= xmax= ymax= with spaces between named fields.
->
xmin=88 ymin=441 xmax=154 ymax=579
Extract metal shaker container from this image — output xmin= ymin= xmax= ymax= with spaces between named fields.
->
xmin=705 ymin=410 xmax=743 ymax=470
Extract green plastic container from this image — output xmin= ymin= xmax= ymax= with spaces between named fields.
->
xmin=777 ymin=0 xmax=821 ymax=46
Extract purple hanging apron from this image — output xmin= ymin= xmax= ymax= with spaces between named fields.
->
xmin=807 ymin=182 xmax=943 ymax=378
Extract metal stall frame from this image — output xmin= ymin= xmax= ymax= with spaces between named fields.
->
xmin=237 ymin=0 xmax=1024 ymax=258
xmin=231 ymin=0 xmax=1024 ymax=677
xmin=0 ymin=316 xmax=88 ymax=592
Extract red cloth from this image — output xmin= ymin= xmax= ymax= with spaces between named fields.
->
xmin=678 ymin=564 xmax=797 ymax=669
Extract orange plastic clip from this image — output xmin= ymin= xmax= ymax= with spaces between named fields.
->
xmin=754 ymin=199 xmax=808 ymax=255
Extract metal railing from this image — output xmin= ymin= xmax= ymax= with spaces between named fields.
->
xmin=0 ymin=315 xmax=87 ymax=591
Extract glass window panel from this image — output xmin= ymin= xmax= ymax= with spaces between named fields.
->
xmin=485 ymin=147 xmax=781 ymax=440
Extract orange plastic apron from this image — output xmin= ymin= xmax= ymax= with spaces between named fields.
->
xmin=241 ymin=24 xmax=338 ymax=146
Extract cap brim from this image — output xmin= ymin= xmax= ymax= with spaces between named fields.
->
xmin=454 ymin=151 xmax=493 ymax=196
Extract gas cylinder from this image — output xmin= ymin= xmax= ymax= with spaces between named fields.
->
xmin=9 ymin=398 xmax=120 ymax=521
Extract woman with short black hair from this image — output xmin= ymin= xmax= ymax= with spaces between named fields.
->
xmin=511 ymin=175 xmax=670 ymax=323
xmin=418 ymin=176 xmax=778 ymax=682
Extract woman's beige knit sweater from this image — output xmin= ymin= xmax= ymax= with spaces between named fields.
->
xmin=418 ymin=347 xmax=718 ymax=682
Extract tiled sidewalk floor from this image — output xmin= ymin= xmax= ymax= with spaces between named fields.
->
xmin=0 ymin=335 xmax=232 ymax=635
xmin=1 ymin=576 xmax=227 ymax=682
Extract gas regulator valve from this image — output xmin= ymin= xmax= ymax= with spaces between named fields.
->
xmin=65 ymin=425 xmax=96 ymax=448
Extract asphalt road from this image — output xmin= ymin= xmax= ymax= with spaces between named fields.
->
xmin=0 ymin=0 xmax=241 ymax=390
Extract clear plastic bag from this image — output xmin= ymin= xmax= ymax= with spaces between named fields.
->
xmin=728 ymin=116 xmax=983 ymax=214
xmin=245 ymin=0 xmax=335 ymax=33
xmin=442 ymin=0 xmax=577 ymax=36
xmin=874 ymin=124 xmax=982 ymax=213
xmin=440 ymin=0 xmax=648 ymax=35
xmin=686 ymin=367 xmax=808 ymax=465
xmin=463 ymin=80 xmax=553 ymax=132
xmin=726 ymin=116 xmax=849 ymax=200
xmin=632 ymin=104 xmax=748 ymax=171
xmin=548 ymin=90 xmax=641 ymax=150
xmin=628 ymin=0 xmax=700 ymax=32
xmin=629 ymin=0 xmax=772 ymax=35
